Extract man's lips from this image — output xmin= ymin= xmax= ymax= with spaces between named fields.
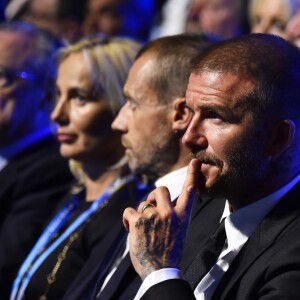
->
xmin=191 ymin=152 xmax=222 ymax=168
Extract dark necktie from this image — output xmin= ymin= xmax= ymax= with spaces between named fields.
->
xmin=185 ymin=218 xmax=226 ymax=290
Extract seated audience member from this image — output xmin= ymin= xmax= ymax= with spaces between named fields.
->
xmin=124 ymin=33 xmax=300 ymax=300
xmin=0 ymin=22 xmax=73 ymax=298
xmin=185 ymin=0 xmax=247 ymax=39
xmin=149 ymin=0 xmax=191 ymax=39
xmin=5 ymin=0 xmax=88 ymax=43
xmin=61 ymin=33 xmax=219 ymax=300
xmin=82 ymin=0 xmax=156 ymax=42
xmin=286 ymin=9 xmax=300 ymax=47
xmin=10 ymin=36 xmax=150 ymax=300
xmin=249 ymin=0 xmax=299 ymax=41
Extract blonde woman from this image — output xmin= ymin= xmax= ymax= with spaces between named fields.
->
xmin=11 ymin=37 xmax=150 ymax=300
xmin=249 ymin=0 xmax=299 ymax=40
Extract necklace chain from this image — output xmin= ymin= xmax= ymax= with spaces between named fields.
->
xmin=39 ymin=200 xmax=108 ymax=300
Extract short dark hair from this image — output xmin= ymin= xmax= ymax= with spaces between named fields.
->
xmin=56 ymin=0 xmax=88 ymax=23
xmin=135 ymin=33 xmax=218 ymax=105
xmin=191 ymin=33 xmax=300 ymax=122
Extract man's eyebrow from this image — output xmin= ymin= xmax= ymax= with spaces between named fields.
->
xmin=198 ymin=104 xmax=233 ymax=117
xmin=185 ymin=100 xmax=238 ymax=116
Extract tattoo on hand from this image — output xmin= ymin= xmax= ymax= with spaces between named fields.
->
xmin=133 ymin=217 xmax=172 ymax=270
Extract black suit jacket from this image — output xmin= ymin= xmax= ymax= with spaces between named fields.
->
xmin=0 ymin=135 xmax=74 ymax=299
xmin=141 ymin=182 xmax=300 ymax=300
xmin=63 ymin=193 xmax=225 ymax=300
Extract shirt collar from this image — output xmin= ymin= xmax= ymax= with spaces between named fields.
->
xmin=222 ymin=172 xmax=300 ymax=251
xmin=0 ymin=126 xmax=52 ymax=161
xmin=0 ymin=156 xmax=8 ymax=172
xmin=155 ymin=166 xmax=188 ymax=201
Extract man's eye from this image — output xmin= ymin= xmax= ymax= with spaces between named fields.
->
xmin=207 ymin=111 xmax=222 ymax=120
xmin=273 ymin=20 xmax=286 ymax=31
xmin=72 ymin=95 xmax=89 ymax=105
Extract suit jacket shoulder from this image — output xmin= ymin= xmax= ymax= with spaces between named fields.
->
xmin=213 ymin=181 xmax=300 ymax=300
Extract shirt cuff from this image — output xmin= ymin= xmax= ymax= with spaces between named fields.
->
xmin=134 ymin=268 xmax=184 ymax=300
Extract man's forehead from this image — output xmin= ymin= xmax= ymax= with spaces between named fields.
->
xmin=131 ymin=53 xmax=156 ymax=77
xmin=124 ymin=55 xmax=156 ymax=94
xmin=188 ymin=72 xmax=221 ymax=86
xmin=187 ymin=72 xmax=230 ymax=95
xmin=0 ymin=32 xmax=32 ymax=67
xmin=186 ymin=71 xmax=255 ymax=103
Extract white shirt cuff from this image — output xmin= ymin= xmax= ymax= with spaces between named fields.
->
xmin=134 ymin=268 xmax=184 ymax=300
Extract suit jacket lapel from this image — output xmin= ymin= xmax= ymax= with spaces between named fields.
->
xmin=89 ymin=223 xmax=127 ymax=299
xmin=96 ymin=253 xmax=133 ymax=299
xmin=213 ymin=181 xmax=300 ymax=300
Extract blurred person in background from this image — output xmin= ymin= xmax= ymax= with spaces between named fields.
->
xmin=11 ymin=36 xmax=151 ymax=300
xmin=185 ymin=0 xmax=249 ymax=39
xmin=82 ymin=0 xmax=156 ymax=42
xmin=286 ymin=7 xmax=300 ymax=47
xmin=249 ymin=0 xmax=299 ymax=41
xmin=5 ymin=0 xmax=88 ymax=43
xmin=0 ymin=22 xmax=73 ymax=298
xmin=149 ymin=0 xmax=191 ymax=39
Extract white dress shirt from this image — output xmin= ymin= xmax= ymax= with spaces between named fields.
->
xmin=149 ymin=0 xmax=191 ymax=39
xmin=97 ymin=166 xmax=188 ymax=296
xmin=0 ymin=126 xmax=52 ymax=172
xmin=135 ymin=172 xmax=300 ymax=300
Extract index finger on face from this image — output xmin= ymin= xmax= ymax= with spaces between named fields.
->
xmin=175 ymin=158 xmax=199 ymax=215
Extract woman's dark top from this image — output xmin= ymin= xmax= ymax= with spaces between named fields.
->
xmin=23 ymin=177 xmax=149 ymax=299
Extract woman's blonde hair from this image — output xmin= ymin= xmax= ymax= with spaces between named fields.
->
xmin=58 ymin=36 xmax=142 ymax=115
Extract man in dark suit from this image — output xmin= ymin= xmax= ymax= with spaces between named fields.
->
xmin=0 ymin=22 xmax=73 ymax=298
xmin=62 ymin=33 xmax=218 ymax=300
xmin=124 ymin=34 xmax=300 ymax=299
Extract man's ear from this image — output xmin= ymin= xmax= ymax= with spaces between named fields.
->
xmin=266 ymin=119 xmax=296 ymax=157
xmin=171 ymin=97 xmax=193 ymax=132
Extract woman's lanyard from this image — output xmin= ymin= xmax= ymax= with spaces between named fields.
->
xmin=11 ymin=174 xmax=142 ymax=300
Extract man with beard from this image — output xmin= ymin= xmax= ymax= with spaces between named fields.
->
xmin=62 ymin=33 xmax=218 ymax=299
xmin=124 ymin=33 xmax=300 ymax=300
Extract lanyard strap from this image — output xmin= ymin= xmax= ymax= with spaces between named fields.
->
xmin=11 ymin=174 xmax=140 ymax=300
xmin=11 ymin=192 xmax=83 ymax=300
